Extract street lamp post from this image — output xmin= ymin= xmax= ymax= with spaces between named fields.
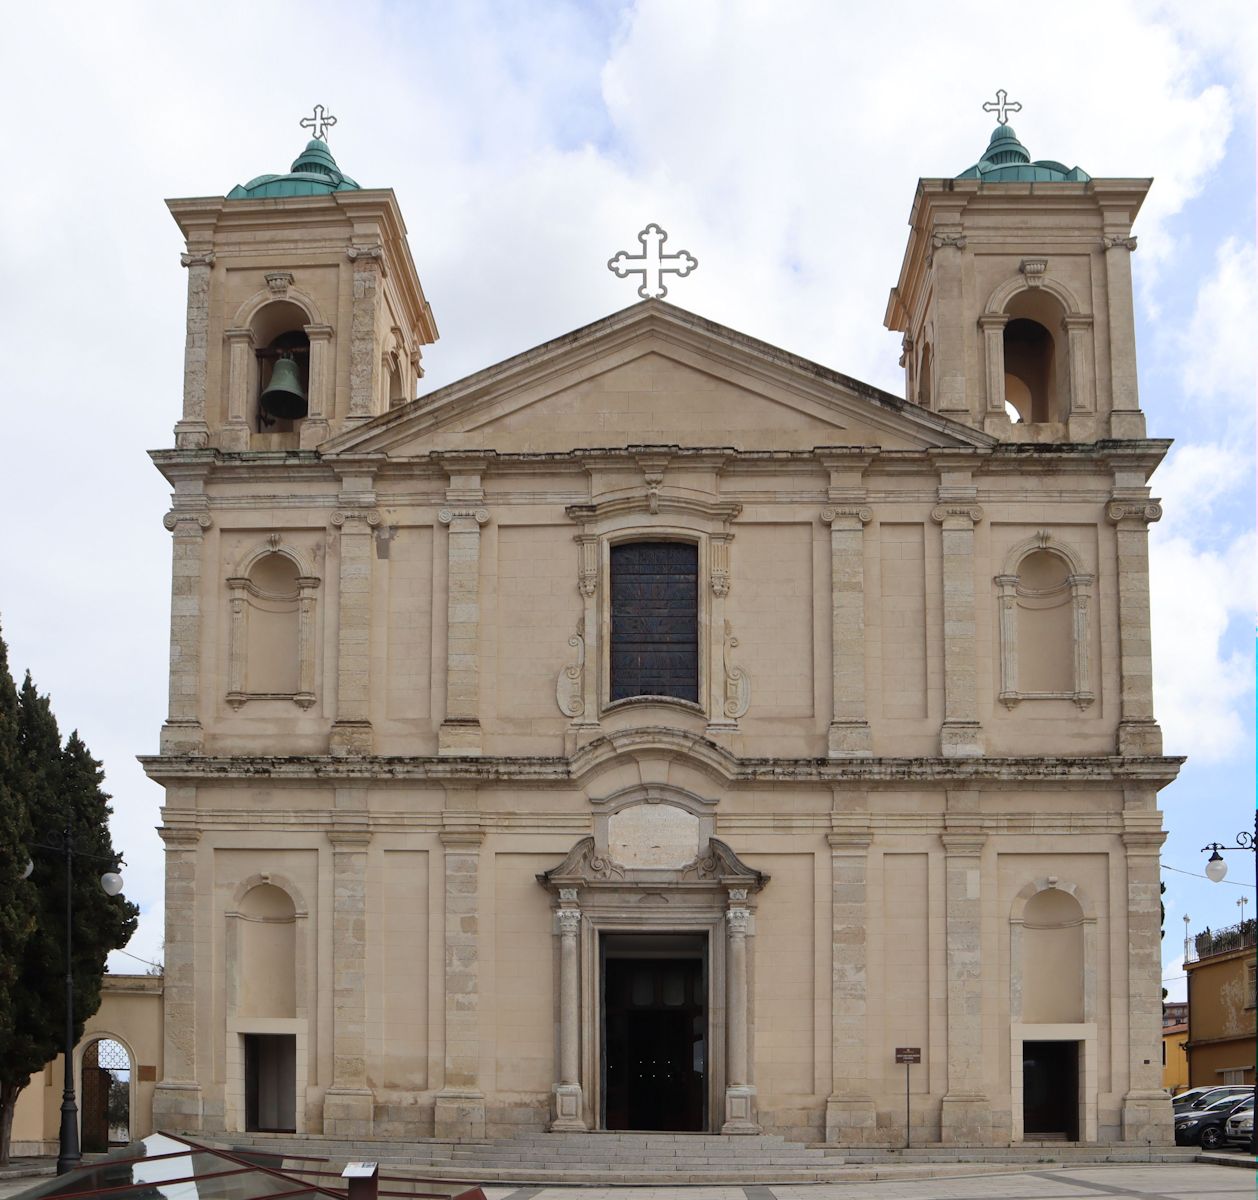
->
xmin=22 ymin=826 xmax=124 ymax=1175
xmin=1200 ymin=809 xmax=1258 ymax=1157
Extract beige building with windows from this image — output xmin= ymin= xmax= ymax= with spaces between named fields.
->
xmin=1185 ymin=924 xmax=1256 ymax=1088
xmin=141 ymin=120 xmax=1179 ymax=1150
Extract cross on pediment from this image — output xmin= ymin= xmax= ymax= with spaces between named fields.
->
xmin=982 ymin=89 xmax=1022 ymax=126
xmin=608 ymin=223 xmax=698 ymax=299
xmin=300 ymin=104 xmax=337 ymax=141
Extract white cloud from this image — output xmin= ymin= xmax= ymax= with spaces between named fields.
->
xmin=1179 ymin=239 xmax=1258 ymax=422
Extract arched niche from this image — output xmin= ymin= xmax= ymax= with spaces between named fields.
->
xmin=226 ymin=538 xmax=320 ymax=710
xmin=1010 ymin=876 xmax=1097 ymax=1024
xmin=980 ymin=269 xmax=1094 ymax=429
xmin=235 ymin=883 xmax=298 ymax=1019
xmin=995 ymin=532 xmax=1094 ymax=709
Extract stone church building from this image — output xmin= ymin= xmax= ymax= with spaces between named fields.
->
xmin=142 ymin=118 xmax=1179 ymax=1149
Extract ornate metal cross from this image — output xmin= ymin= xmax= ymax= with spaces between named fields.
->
xmin=982 ymin=89 xmax=1022 ymax=126
xmin=607 ymin=224 xmax=698 ymax=299
xmin=300 ymin=104 xmax=337 ymax=141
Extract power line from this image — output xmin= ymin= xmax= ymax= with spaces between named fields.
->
xmin=109 ymin=947 xmax=163 ymax=972
xmin=1162 ymin=863 xmax=1256 ymax=889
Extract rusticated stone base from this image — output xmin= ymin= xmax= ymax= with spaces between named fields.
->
xmin=152 ymin=1081 xmax=204 ymax=1132
xmin=828 ymin=721 xmax=873 ymax=758
xmin=434 ymin=1089 xmax=486 ymax=1140
xmin=550 ymin=1083 xmax=587 ymax=1131
xmin=1121 ymin=1089 xmax=1174 ymax=1144
xmin=940 ymin=1093 xmax=993 ymax=1144
xmin=323 ymin=1086 xmax=374 ymax=1138
xmin=329 ymin=720 xmax=374 ymax=756
xmin=825 ymin=1094 xmax=878 ymax=1143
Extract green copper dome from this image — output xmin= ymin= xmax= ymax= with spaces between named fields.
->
xmin=227 ymin=138 xmax=361 ymax=200
xmin=956 ymin=125 xmax=1090 ymax=183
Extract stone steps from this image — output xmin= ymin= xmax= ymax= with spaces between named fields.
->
xmin=217 ymin=1131 xmax=1199 ymax=1186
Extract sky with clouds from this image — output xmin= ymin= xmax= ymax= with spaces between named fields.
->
xmin=0 ymin=1 xmax=1253 ymax=998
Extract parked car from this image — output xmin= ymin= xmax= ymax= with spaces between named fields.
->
xmin=1173 ymin=1084 xmax=1253 ymax=1112
xmin=1224 ymin=1099 xmax=1254 ymax=1147
xmin=1175 ymin=1094 xmax=1253 ymax=1149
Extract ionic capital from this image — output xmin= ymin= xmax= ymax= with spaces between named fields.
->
xmin=1106 ymin=501 xmax=1162 ymax=526
xmin=180 ymin=251 xmax=215 ymax=269
xmin=330 ymin=508 xmax=383 ymax=529
xmin=557 ymin=908 xmax=582 ymax=936
xmin=163 ymin=510 xmax=212 ymax=535
xmin=821 ymin=504 xmax=872 ymax=528
xmin=1103 ymin=234 xmax=1138 ymax=252
xmin=931 ymin=503 xmax=983 ymax=527
xmin=940 ymin=831 xmax=987 ymax=856
xmin=438 ymin=506 xmax=490 ymax=527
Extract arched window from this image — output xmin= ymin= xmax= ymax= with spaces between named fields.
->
xmin=252 ymin=301 xmax=310 ymax=431
xmin=996 ymin=534 xmax=1093 ymax=709
xmin=610 ymin=541 xmax=699 ymax=703
xmin=81 ymin=1038 xmax=132 ymax=1152
xmin=226 ymin=541 xmax=320 ymax=709
xmin=1003 ymin=318 xmax=1055 ymax=423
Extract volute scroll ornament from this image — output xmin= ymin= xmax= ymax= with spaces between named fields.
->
xmin=821 ymin=505 xmax=872 ymax=527
xmin=1103 ymin=235 xmax=1138 ymax=252
xmin=437 ymin=506 xmax=490 ymax=527
xmin=555 ymin=618 xmax=586 ymax=717
xmin=930 ymin=503 xmax=984 ymax=526
xmin=330 ymin=508 xmax=383 ymax=529
xmin=722 ymin=619 xmax=751 ymax=719
xmin=180 ymin=251 xmax=215 ymax=269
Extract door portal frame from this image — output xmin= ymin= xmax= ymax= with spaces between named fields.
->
xmin=539 ymin=829 xmax=768 ymax=1134
xmin=1010 ymin=1023 xmax=1097 ymax=1143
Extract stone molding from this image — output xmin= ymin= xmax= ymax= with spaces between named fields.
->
xmin=820 ymin=504 xmax=872 ymax=527
xmin=940 ymin=831 xmax=988 ymax=855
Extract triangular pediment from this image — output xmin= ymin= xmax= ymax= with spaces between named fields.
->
xmin=322 ymin=301 xmax=992 ymax=458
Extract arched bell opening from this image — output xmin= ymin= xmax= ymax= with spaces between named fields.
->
xmin=251 ymin=301 xmax=311 ymax=432
xmin=1002 ymin=290 xmax=1070 ymax=424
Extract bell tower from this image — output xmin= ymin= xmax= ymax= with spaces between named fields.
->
xmin=885 ymin=102 xmax=1150 ymax=442
xmin=167 ymin=111 xmax=437 ymax=451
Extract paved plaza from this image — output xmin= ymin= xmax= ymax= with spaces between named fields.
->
xmin=477 ymin=1164 xmax=1252 ymax=1200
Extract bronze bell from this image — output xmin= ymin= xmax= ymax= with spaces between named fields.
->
xmin=259 ymin=354 xmax=308 ymax=420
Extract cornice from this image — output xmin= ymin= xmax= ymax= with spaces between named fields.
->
xmin=139 ymin=750 xmax=1185 ymax=790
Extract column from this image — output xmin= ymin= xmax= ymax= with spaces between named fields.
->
xmin=160 ymin=509 xmax=211 ymax=754
xmin=551 ymin=891 xmax=587 ymax=1130
xmin=822 ymin=505 xmax=873 ymax=756
xmin=1107 ymin=498 xmax=1163 ymax=755
xmin=300 ymin=323 xmax=334 ymax=448
xmin=438 ymin=505 xmax=490 ymax=755
xmin=152 ymin=827 xmax=203 ymax=1130
xmin=1102 ymin=233 xmax=1145 ymax=438
xmin=825 ymin=827 xmax=877 ymax=1142
xmin=434 ymin=829 xmax=487 ymax=1140
xmin=347 ymin=245 xmax=383 ymax=423
xmin=1120 ymin=820 xmax=1173 ymax=1141
xmin=931 ymin=498 xmax=984 ymax=757
xmin=323 ymin=827 xmax=373 ymax=1136
xmin=722 ymin=890 xmax=759 ymax=1133
xmin=221 ymin=328 xmax=253 ymax=452
xmin=939 ymin=827 xmax=991 ymax=1144
xmin=329 ymin=505 xmax=379 ymax=755
xmin=175 ymin=250 xmax=213 ymax=449
xmin=978 ymin=313 xmax=1011 ymax=437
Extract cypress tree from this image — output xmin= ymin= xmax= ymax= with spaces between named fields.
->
xmin=0 ymin=662 xmax=137 ymax=1164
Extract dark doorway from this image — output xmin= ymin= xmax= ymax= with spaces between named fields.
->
xmin=244 ymin=1034 xmax=296 ymax=1132
xmin=1023 ymin=1040 xmax=1079 ymax=1140
xmin=602 ymin=933 xmax=707 ymax=1131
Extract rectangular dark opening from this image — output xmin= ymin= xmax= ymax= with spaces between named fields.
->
xmin=1022 ymin=1039 xmax=1079 ymax=1140
xmin=602 ymin=932 xmax=707 ymax=1131
xmin=243 ymin=1033 xmax=296 ymax=1133
xmin=610 ymin=541 xmax=699 ymax=703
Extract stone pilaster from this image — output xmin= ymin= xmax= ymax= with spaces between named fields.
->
xmin=822 ymin=504 xmax=873 ymax=756
xmin=161 ymin=508 xmax=211 ymax=754
xmin=1107 ymin=498 xmax=1163 ymax=755
xmin=939 ymin=823 xmax=991 ymax=1144
xmin=930 ymin=231 xmax=970 ymax=420
xmin=434 ymin=827 xmax=486 ymax=1139
xmin=1063 ymin=313 xmax=1097 ymax=442
xmin=1120 ymin=814 xmax=1173 ymax=1142
xmin=221 ymin=327 xmax=253 ymax=452
xmin=299 ymin=323 xmax=334 ymax=447
xmin=722 ymin=890 xmax=759 ymax=1133
xmin=551 ymin=892 xmax=587 ymax=1130
xmin=152 ymin=826 xmax=203 ymax=1130
xmin=978 ymin=314 xmax=1012 ymax=437
xmin=825 ymin=826 xmax=877 ymax=1142
xmin=323 ymin=827 xmax=373 ymax=1137
xmin=438 ymin=505 xmax=490 ymax=755
xmin=175 ymin=250 xmax=213 ymax=449
xmin=1102 ymin=232 xmax=1146 ymax=438
xmin=931 ymin=488 xmax=984 ymax=757
xmin=329 ymin=503 xmax=380 ymax=755
xmin=347 ymin=245 xmax=383 ymax=424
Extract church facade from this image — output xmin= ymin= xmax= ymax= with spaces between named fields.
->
xmin=143 ymin=119 xmax=1178 ymax=1148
